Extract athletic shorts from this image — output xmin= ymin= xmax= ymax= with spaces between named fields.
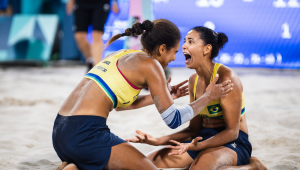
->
xmin=73 ymin=0 xmax=110 ymax=32
xmin=52 ymin=114 xmax=126 ymax=170
xmin=186 ymin=127 xmax=252 ymax=166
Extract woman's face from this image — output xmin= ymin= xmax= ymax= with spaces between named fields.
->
xmin=182 ymin=30 xmax=206 ymax=69
xmin=159 ymin=41 xmax=180 ymax=69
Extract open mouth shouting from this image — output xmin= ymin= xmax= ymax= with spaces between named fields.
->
xmin=184 ymin=52 xmax=192 ymax=65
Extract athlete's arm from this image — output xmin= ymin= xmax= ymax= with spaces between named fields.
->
xmin=167 ymin=68 xmax=242 ymax=153
xmin=193 ymin=69 xmax=241 ymax=150
xmin=154 ymin=75 xmax=204 ymax=145
xmin=126 ymin=75 xmax=203 ymax=145
xmin=144 ymin=61 xmax=232 ymax=129
xmin=115 ymin=79 xmax=188 ymax=111
xmin=126 ymin=116 xmax=203 ymax=146
xmin=114 ymin=95 xmax=153 ymax=111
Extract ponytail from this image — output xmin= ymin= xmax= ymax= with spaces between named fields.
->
xmin=216 ymin=32 xmax=228 ymax=50
xmin=191 ymin=26 xmax=228 ymax=59
xmin=105 ymin=20 xmax=154 ymax=49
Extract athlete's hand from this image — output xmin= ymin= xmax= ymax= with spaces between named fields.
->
xmin=167 ymin=76 xmax=189 ymax=100
xmin=166 ymin=137 xmax=203 ymax=156
xmin=125 ymin=130 xmax=158 ymax=146
xmin=205 ymin=74 xmax=233 ymax=101
xmin=66 ymin=0 xmax=75 ymax=15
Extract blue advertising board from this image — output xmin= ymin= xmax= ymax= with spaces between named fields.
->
xmin=0 ymin=15 xmax=58 ymax=62
xmin=152 ymin=0 xmax=300 ymax=69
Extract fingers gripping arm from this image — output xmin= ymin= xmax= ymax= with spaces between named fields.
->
xmin=145 ymin=61 xmax=232 ymax=129
xmin=159 ymin=73 xmax=233 ymax=129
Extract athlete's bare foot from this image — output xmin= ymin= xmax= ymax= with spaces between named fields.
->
xmin=249 ymin=157 xmax=267 ymax=170
xmin=63 ymin=163 xmax=78 ymax=170
xmin=56 ymin=162 xmax=68 ymax=170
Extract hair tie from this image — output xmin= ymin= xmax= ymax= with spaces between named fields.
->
xmin=131 ymin=29 xmax=135 ymax=36
xmin=141 ymin=23 xmax=146 ymax=30
xmin=121 ymin=33 xmax=126 ymax=37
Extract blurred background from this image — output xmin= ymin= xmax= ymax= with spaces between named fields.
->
xmin=0 ymin=0 xmax=299 ymax=68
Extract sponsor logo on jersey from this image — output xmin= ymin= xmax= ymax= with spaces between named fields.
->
xmin=96 ymin=66 xmax=107 ymax=72
xmin=123 ymin=101 xmax=130 ymax=104
xmin=102 ymin=61 xmax=111 ymax=65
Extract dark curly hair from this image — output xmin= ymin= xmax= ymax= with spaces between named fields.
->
xmin=191 ymin=26 xmax=228 ymax=59
xmin=105 ymin=19 xmax=181 ymax=55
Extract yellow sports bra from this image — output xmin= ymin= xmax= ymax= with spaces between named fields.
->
xmin=85 ymin=50 xmax=142 ymax=108
xmin=194 ymin=63 xmax=245 ymax=119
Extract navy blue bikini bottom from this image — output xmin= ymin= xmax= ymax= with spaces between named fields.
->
xmin=186 ymin=127 xmax=252 ymax=166
xmin=52 ymin=114 xmax=125 ymax=170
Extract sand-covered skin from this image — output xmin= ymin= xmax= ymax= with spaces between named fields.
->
xmin=0 ymin=66 xmax=299 ymax=170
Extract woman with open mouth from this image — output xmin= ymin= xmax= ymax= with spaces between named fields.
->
xmin=52 ymin=20 xmax=234 ymax=170
xmin=127 ymin=26 xmax=267 ymax=170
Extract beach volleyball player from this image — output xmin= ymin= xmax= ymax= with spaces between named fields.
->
xmin=52 ymin=20 xmax=233 ymax=170
xmin=126 ymin=27 xmax=267 ymax=170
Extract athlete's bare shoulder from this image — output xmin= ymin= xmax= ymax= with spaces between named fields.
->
xmin=188 ymin=73 xmax=198 ymax=99
xmin=102 ymin=49 xmax=126 ymax=60
xmin=127 ymin=51 xmax=163 ymax=72
xmin=218 ymin=64 xmax=243 ymax=90
xmin=189 ymin=73 xmax=198 ymax=85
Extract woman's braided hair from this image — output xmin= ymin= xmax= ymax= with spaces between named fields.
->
xmin=105 ymin=19 xmax=181 ymax=55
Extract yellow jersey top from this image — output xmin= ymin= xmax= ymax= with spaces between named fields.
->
xmin=85 ymin=50 xmax=142 ymax=108
xmin=194 ymin=63 xmax=245 ymax=119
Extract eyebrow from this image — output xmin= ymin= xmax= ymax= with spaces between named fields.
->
xmin=184 ymin=37 xmax=194 ymax=41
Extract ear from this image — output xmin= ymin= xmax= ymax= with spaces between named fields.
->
xmin=203 ymin=44 xmax=212 ymax=57
xmin=157 ymin=44 xmax=167 ymax=56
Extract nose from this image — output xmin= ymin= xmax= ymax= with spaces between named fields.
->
xmin=172 ymin=55 xmax=176 ymax=61
xmin=182 ymin=42 xmax=187 ymax=50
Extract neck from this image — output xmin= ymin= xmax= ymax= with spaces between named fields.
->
xmin=195 ymin=59 xmax=215 ymax=84
xmin=141 ymin=48 xmax=152 ymax=57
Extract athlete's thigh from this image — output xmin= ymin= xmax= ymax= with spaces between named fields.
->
xmin=190 ymin=146 xmax=237 ymax=170
xmin=147 ymin=147 xmax=193 ymax=169
xmin=104 ymin=142 xmax=157 ymax=170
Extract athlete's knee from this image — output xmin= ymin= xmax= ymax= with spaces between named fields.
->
xmin=92 ymin=31 xmax=103 ymax=43
xmin=63 ymin=163 xmax=78 ymax=170
xmin=148 ymin=148 xmax=179 ymax=168
xmin=56 ymin=162 xmax=68 ymax=170
xmin=192 ymin=149 xmax=237 ymax=170
xmin=147 ymin=151 xmax=161 ymax=165
xmin=190 ymin=164 xmax=216 ymax=170
xmin=190 ymin=158 xmax=219 ymax=170
xmin=148 ymin=148 xmax=170 ymax=162
xmin=74 ymin=32 xmax=87 ymax=41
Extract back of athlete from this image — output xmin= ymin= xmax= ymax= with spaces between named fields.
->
xmin=59 ymin=50 xmax=148 ymax=118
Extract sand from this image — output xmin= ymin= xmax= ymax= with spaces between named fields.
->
xmin=0 ymin=66 xmax=300 ymax=170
